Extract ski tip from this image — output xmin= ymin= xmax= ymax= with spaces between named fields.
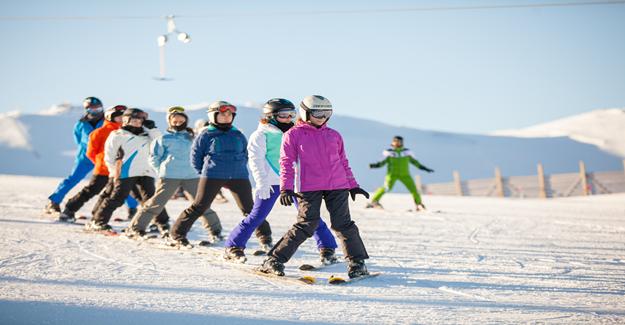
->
xmin=328 ymin=275 xmax=346 ymax=285
xmin=252 ymin=250 xmax=267 ymax=256
xmin=299 ymin=275 xmax=316 ymax=284
xmin=299 ymin=264 xmax=316 ymax=271
xmin=198 ymin=240 xmax=212 ymax=247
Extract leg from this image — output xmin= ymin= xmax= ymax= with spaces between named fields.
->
xmin=225 ymin=185 xmax=280 ymax=249
xmin=371 ymin=174 xmax=398 ymax=203
xmin=293 ymin=198 xmax=338 ymax=250
xmin=171 ymin=178 xmax=226 ymax=240
xmin=268 ymin=191 xmax=323 ymax=263
xmin=92 ymin=177 xmax=115 ymax=216
xmin=226 ymin=179 xmax=272 ymax=245
xmin=92 ymin=178 xmax=138 ymax=225
xmin=129 ymin=178 xmax=179 ymax=231
xmin=48 ymin=158 xmax=93 ymax=204
xmin=63 ymin=175 xmax=109 ymax=213
xmin=124 ymin=195 xmax=138 ymax=209
xmin=399 ymin=175 xmax=422 ymax=205
xmin=324 ymin=190 xmax=369 ymax=261
xmin=133 ymin=177 xmax=169 ymax=225
xmin=182 ymin=179 xmax=222 ymax=235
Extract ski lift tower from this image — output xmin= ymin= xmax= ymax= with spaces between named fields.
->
xmin=155 ymin=15 xmax=191 ymax=81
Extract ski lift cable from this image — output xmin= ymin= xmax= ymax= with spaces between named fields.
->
xmin=1 ymin=0 xmax=624 ymax=21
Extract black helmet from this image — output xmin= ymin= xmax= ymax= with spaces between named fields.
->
xmin=83 ymin=97 xmax=103 ymax=110
xmin=121 ymin=108 xmax=147 ymax=126
xmin=262 ymin=98 xmax=295 ymax=118
xmin=104 ymin=105 xmax=127 ymax=122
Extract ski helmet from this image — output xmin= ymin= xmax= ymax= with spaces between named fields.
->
xmin=262 ymin=98 xmax=296 ymax=119
xmin=104 ymin=105 xmax=127 ymax=122
xmin=83 ymin=97 xmax=103 ymax=110
xmin=207 ymin=101 xmax=237 ymax=124
xmin=166 ymin=106 xmax=189 ymax=128
xmin=121 ymin=108 xmax=147 ymax=126
xmin=299 ymin=95 xmax=333 ymax=121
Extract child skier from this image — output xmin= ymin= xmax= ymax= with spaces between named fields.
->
xmin=125 ymin=106 xmax=223 ymax=240
xmin=367 ymin=136 xmax=434 ymax=211
xmin=44 ymin=97 xmax=105 ymax=214
xmin=258 ymin=95 xmax=371 ymax=279
xmin=86 ymin=108 xmax=168 ymax=232
xmin=168 ymin=101 xmax=272 ymax=249
xmin=58 ymin=105 xmax=138 ymax=222
xmin=224 ymin=98 xmax=338 ymax=263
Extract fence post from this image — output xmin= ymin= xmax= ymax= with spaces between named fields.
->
xmin=579 ymin=160 xmax=590 ymax=196
xmin=453 ymin=170 xmax=464 ymax=196
xmin=537 ymin=163 xmax=547 ymax=199
xmin=495 ymin=167 xmax=505 ymax=197
xmin=623 ymin=159 xmax=625 ymax=178
xmin=415 ymin=174 xmax=423 ymax=194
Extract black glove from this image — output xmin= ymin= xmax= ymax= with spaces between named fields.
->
xmin=143 ymin=120 xmax=156 ymax=129
xmin=279 ymin=190 xmax=302 ymax=206
xmin=420 ymin=166 xmax=434 ymax=173
xmin=369 ymin=163 xmax=377 ymax=169
xmin=349 ymin=187 xmax=370 ymax=201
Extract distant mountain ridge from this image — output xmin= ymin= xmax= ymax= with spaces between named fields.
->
xmin=0 ymin=104 xmax=622 ymax=191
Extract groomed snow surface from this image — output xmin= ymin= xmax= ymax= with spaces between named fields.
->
xmin=1 ymin=174 xmax=624 ymax=324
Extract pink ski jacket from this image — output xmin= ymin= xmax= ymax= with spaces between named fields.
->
xmin=280 ymin=121 xmax=359 ymax=192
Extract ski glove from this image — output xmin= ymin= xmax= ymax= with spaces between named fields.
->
xmin=349 ymin=187 xmax=370 ymax=201
xmin=369 ymin=162 xmax=382 ymax=169
xmin=143 ymin=120 xmax=156 ymax=129
xmin=254 ymin=184 xmax=273 ymax=200
xmin=420 ymin=166 xmax=434 ymax=173
xmin=279 ymin=190 xmax=302 ymax=206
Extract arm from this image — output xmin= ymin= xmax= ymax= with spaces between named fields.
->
xmin=149 ymin=136 xmax=166 ymax=172
xmin=337 ymin=133 xmax=359 ymax=189
xmin=369 ymin=157 xmax=389 ymax=168
xmin=247 ymin=131 xmax=269 ymax=186
xmin=73 ymin=121 xmax=82 ymax=146
xmin=190 ymin=132 xmax=208 ymax=175
xmin=103 ymin=133 xmax=123 ymax=177
xmin=85 ymin=131 xmax=100 ymax=163
xmin=279 ymin=132 xmax=297 ymax=191
xmin=407 ymin=151 xmax=434 ymax=172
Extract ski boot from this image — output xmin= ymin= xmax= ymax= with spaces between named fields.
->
xmin=365 ymin=201 xmax=383 ymax=209
xmin=319 ymin=248 xmax=338 ymax=265
xmin=126 ymin=207 xmax=137 ymax=221
xmin=415 ymin=203 xmax=427 ymax=212
xmin=58 ymin=209 xmax=76 ymax=223
xmin=44 ymin=200 xmax=61 ymax=215
xmin=166 ymin=236 xmax=193 ymax=249
xmin=147 ymin=222 xmax=159 ymax=234
xmin=259 ymin=240 xmax=273 ymax=252
xmin=223 ymin=247 xmax=247 ymax=263
xmin=258 ymin=256 xmax=285 ymax=276
xmin=84 ymin=220 xmax=115 ymax=233
xmin=155 ymin=223 xmax=170 ymax=238
xmin=123 ymin=227 xmax=148 ymax=240
xmin=347 ymin=259 xmax=369 ymax=279
xmin=208 ymin=231 xmax=224 ymax=243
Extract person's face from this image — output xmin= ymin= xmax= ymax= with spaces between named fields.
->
xmin=170 ymin=115 xmax=187 ymax=127
xmin=391 ymin=139 xmax=403 ymax=148
xmin=112 ymin=115 xmax=123 ymax=124
xmin=216 ymin=110 xmax=233 ymax=124
xmin=308 ymin=115 xmax=327 ymax=126
xmin=128 ymin=118 xmax=143 ymax=128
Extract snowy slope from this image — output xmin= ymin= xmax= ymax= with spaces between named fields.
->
xmin=0 ymin=174 xmax=624 ymax=324
xmin=0 ymin=104 xmax=623 ymax=191
xmin=493 ymin=108 xmax=625 ymax=158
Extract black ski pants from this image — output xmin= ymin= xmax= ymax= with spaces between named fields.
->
xmin=171 ymin=178 xmax=271 ymax=243
xmin=92 ymin=176 xmax=168 ymax=226
xmin=269 ymin=189 xmax=369 ymax=263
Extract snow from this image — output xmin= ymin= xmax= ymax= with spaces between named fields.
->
xmin=1 ymin=174 xmax=624 ymax=324
xmin=493 ymin=108 xmax=625 ymax=158
xmin=1 ymin=104 xmax=623 ymax=189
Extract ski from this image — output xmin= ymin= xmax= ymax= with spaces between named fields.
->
xmin=248 ymin=268 xmax=316 ymax=285
xmin=82 ymin=228 xmax=119 ymax=237
xmin=328 ymin=272 xmax=381 ymax=285
xmin=299 ymin=260 xmax=343 ymax=271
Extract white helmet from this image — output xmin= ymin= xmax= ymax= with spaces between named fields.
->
xmin=207 ymin=100 xmax=237 ymax=124
xmin=299 ymin=95 xmax=333 ymax=121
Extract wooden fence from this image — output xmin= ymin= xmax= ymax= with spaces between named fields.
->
xmin=418 ymin=160 xmax=625 ymax=198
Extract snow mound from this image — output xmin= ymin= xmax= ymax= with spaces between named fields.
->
xmin=493 ymin=108 xmax=625 ymax=157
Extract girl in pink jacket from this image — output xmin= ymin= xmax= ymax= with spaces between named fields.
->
xmin=258 ymin=95 xmax=371 ymax=279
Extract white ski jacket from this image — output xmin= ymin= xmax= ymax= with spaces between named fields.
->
xmin=247 ymin=123 xmax=283 ymax=189
xmin=104 ymin=127 xmax=161 ymax=179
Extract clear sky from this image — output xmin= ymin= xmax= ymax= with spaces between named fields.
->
xmin=1 ymin=0 xmax=624 ymax=134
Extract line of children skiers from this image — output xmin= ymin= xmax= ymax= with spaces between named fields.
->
xmin=45 ymin=95 xmax=434 ymax=279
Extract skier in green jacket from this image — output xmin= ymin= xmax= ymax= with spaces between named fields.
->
xmin=367 ymin=136 xmax=434 ymax=211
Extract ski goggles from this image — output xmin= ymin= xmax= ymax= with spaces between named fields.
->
xmin=168 ymin=106 xmax=185 ymax=113
xmin=275 ymin=110 xmax=296 ymax=119
xmin=216 ymin=104 xmax=237 ymax=113
xmin=309 ymin=109 xmax=332 ymax=119
xmin=86 ymin=107 xmax=104 ymax=115
xmin=128 ymin=111 xmax=148 ymax=120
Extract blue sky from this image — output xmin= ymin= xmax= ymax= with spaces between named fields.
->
xmin=1 ymin=0 xmax=624 ymax=133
